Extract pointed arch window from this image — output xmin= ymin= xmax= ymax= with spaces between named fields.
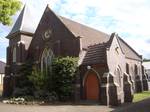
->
xmin=13 ymin=47 xmax=16 ymax=63
xmin=134 ymin=64 xmax=138 ymax=75
xmin=126 ymin=63 xmax=129 ymax=74
xmin=115 ymin=67 xmax=122 ymax=86
xmin=41 ymin=48 xmax=53 ymax=73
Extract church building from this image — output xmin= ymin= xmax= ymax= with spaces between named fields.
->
xmin=3 ymin=5 xmax=149 ymax=105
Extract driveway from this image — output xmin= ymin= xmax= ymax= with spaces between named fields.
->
xmin=0 ymin=98 xmax=150 ymax=112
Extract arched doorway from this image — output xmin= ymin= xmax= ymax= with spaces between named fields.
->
xmin=85 ymin=72 xmax=100 ymax=101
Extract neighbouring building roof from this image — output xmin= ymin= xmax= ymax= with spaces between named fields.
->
xmin=143 ymin=61 xmax=150 ymax=69
xmin=0 ymin=61 xmax=5 ymax=74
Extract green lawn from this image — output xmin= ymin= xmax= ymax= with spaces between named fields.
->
xmin=0 ymin=85 xmax=2 ymax=97
xmin=133 ymin=91 xmax=150 ymax=102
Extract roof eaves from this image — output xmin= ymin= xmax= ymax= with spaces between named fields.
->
xmin=6 ymin=30 xmax=33 ymax=39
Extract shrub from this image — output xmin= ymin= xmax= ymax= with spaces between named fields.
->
xmin=12 ymin=87 xmax=33 ymax=97
xmin=13 ymin=57 xmax=78 ymax=102
xmin=34 ymin=90 xmax=58 ymax=102
xmin=52 ymin=57 xmax=78 ymax=101
xmin=28 ymin=67 xmax=51 ymax=91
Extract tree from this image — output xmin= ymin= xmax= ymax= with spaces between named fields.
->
xmin=0 ymin=0 xmax=22 ymax=25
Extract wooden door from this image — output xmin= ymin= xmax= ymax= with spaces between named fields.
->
xmin=85 ymin=73 xmax=99 ymax=100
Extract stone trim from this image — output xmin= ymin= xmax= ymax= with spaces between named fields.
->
xmin=82 ymin=68 xmax=101 ymax=87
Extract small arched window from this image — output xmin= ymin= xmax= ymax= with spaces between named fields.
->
xmin=41 ymin=48 xmax=53 ymax=73
xmin=131 ymin=66 xmax=135 ymax=80
xmin=13 ymin=47 xmax=16 ymax=63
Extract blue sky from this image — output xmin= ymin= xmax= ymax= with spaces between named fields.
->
xmin=0 ymin=0 xmax=150 ymax=62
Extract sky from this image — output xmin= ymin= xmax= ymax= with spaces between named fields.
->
xmin=0 ymin=0 xmax=150 ymax=62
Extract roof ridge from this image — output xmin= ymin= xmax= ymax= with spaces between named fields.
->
xmin=88 ymin=42 xmax=107 ymax=48
xmin=0 ymin=60 xmax=6 ymax=64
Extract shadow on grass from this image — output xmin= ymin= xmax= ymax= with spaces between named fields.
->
xmin=110 ymin=97 xmax=150 ymax=112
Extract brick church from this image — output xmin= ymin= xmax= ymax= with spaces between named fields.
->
xmin=3 ymin=5 xmax=149 ymax=105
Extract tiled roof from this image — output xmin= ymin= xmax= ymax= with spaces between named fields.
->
xmin=0 ymin=61 xmax=5 ymax=74
xmin=82 ymin=43 xmax=107 ymax=65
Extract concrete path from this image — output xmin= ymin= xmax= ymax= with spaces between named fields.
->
xmin=0 ymin=98 xmax=150 ymax=112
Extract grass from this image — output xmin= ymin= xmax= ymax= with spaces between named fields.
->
xmin=133 ymin=91 xmax=150 ymax=102
xmin=0 ymin=85 xmax=2 ymax=96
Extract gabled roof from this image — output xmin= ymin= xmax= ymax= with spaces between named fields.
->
xmin=6 ymin=5 xmax=42 ymax=38
xmin=82 ymin=43 xmax=107 ymax=65
xmin=0 ymin=61 xmax=5 ymax=74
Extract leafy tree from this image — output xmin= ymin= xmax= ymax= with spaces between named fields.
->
xmin=0 ymin=0 xmax=22 ymax=25
xmin=143 ymin=58 xmax=150 ymax=62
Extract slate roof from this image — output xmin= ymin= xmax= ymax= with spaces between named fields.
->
xmin=59 ymin=16 xmax=110 ymax=48
xmin=7 ymin=5 xmax=42 ymax=38
xmin=0 ymin=61 xmax=5 ymax=74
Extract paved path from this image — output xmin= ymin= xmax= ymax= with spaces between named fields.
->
xmin=0 ymin=98 xmax=150 ymax=112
